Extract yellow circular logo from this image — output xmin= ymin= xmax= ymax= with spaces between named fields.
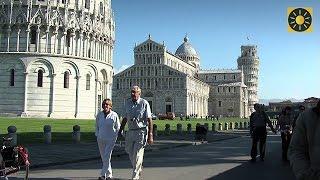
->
xmin=288 ymin=8 xmax=312 ymax=32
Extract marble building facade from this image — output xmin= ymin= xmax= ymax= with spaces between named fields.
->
xmin=113 ymin=36 xmax=259 ymax=118
xmin=0 ymin=0 xmax=115 ymax=118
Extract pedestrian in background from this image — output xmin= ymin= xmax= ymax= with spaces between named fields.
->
xmin=293 ymin=105 xmax=305 ymax=130
xmin=289 ymin=100 xmax=320 ymax=180
xmin=277 ymin=106 xmax=294 ymax=162
xmin=95 ymin=98 xmax=120 ymax=180
xmin=249 ymin=103 xmax=276 ymax=162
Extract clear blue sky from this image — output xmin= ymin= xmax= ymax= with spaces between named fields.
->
xmin=112 ymin=0 xmax=320 ymax=100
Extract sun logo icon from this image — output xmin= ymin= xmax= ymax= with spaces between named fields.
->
xmin=288 ymin=7 xmax=312 ymax=32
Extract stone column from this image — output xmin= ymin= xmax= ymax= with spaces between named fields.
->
xmin=36 ymin=25 xmax=40 ymax=52
xmin=90 ymin=37 xmax=94 ymax=58
xmin=45 ymin=27 xmax=50 ymax=53
xmin=83 ymin=35 xmax=87 ymax=57
xmin=92 ymin=36 xmax=96 ymax=59
xmin=70 ymin=32 xmax=75 ymax=55
xmin=6 ymin=27 xmax=11 ymax=52
xmin=26 ymin=27 xmax=30 ymax=52
xmin=16 ymin=27 xmax=21 ymax=52
xmin=49 ymin=74 xmax=56 ymax=117
xmin=75 ymin=75 xmax=81 ymax=118
xmin=21 ymin=72 xmax=28 ymax=116
xmin=94 ymin=78 xmax=98 ymax=116
xmin=53 ymin=28 xmax=58 ymax=54
xmin=62 ymin=30 xmax=67 ymax=54
xmin=79 ymin=32 xmax=83 ymax=57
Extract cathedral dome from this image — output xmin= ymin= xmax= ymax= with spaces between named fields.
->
xmin=175 ymin=36 xmax=199 ymax=59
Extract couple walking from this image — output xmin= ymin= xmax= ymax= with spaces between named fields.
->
xmin=95 ymin=85 xmax=153 ymax=180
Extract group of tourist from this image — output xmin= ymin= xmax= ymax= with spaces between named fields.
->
xmin=249 ymin=101 xmax=320 ymax=180
xmin=95 ymin=85 xmax=153 ymax=180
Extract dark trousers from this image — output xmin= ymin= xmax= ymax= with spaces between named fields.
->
xmin=251 ymin=127 xmax=267 ymax=159
xmin=281 ymin=132 xmax=292 ymax=160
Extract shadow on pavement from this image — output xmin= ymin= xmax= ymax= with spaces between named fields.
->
xmin=206 ymin=136 xmax=295 ymax=180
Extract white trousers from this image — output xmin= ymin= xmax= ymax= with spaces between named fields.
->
xmin=125 ymin=129 xmax=147 ymax=180
xmin=97 ymin=138 xmax=116 ymax=178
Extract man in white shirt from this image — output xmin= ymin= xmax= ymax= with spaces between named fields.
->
xmin=118 ymin=86 xmax=153 ymax=180
xmin=95 ymin=99 xmax=120 ymax=180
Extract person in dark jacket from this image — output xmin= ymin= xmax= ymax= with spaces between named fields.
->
xmin=250 ymin=103 xmax=276 ymax=162
xmin=277 ymin=106 xmax=294 ymax=162
xmin=289 ymin=100 xmax=320 ymax=180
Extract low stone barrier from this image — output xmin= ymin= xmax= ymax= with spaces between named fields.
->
xmin=165 ymin=124 xmax=170 ymax=135
xmin=7 ymin=126 xmax=17 ymax=146
xmin=204 ymin=123 xmax=209 ymax=130
xmin=177 ymin=123 xmax=182 ymax=134
xmin=224 ymin=123 xmax=229 ymax=131
xmin=72 ymin=125 xmax=81 ymax=143
xmin=243 ymin=122 xmax=248 ymax=129
xmin=43 ymin=125 xmax=52 ymax=144
xmin=153 ymin=124 xmax=158 ymax=137
xmin=235 ymin=122 xmax=239 ymax=129
xmin=229 ymin=122 xmax=234 ymax=130
xmin=187 ymin=123 xmax=192 ymax=134
xmin=212 ymin=123 xmax=217 ymax=132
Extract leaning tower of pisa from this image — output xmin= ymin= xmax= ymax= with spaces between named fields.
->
xmin=237 ymin=45 xmax=259 ymax=114
xmin=0 ymin=0 xmax=115 ymax=118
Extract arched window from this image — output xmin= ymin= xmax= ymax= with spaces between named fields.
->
xmin=10 ymin=69 xmax=14 ymax=86
xmin=66 ymin=30 xmax=71 ymax=47
xmin=85 ymin=0 xmax=90 ymax=9
xmin=37 ymin=69 xmax=43 ymax=87
xmin=99 ymin=2 xmax=104 ymax=15
xmin=86 ymin=74 xmax=90 ymax=90
xmin=30 ymin=29 xmax=37 ymax=44
xmin=64 ymin=71 xmax=70 ymax=88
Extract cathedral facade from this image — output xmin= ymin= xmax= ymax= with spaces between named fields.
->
xmin=0 ymin=0 xmax=115 ymax=118
xmin=112 ymin=36 xmax=259 ymax=118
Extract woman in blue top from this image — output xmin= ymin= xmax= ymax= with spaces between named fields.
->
xmin=95 ymin=98 xmax=120 ymax=180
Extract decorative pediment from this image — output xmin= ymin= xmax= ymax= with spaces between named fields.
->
xmin=31 ymin=6 xmax=46 ymax=25
xmin=134 ymin=39 xmax=164 ymax=52
xmin=67 ymin=11 xmax=80 ymax=30
xmin=82 ymin=14 xmax=92 ymax=32
xmin=12 ymin=3 xmax=28 ymax=24
xmin=50 ymin=10 xmax=64 ymax=27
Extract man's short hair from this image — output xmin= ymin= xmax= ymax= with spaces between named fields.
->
xmin=254 ymin=103 xmax=260 ymax=109
xmin=131 ymin=85 xmax=141 ymax=93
